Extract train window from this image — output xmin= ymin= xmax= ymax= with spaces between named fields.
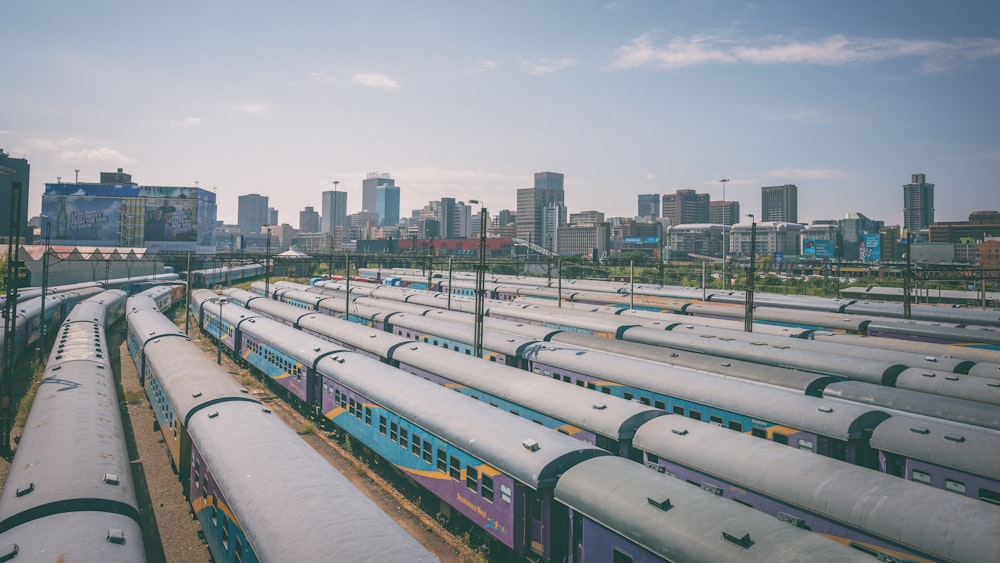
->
xmin=709 ymin=415 xmax=723 ymax=425
xmin=727 ymin=421 xmax=743 ymax=432
xmin=467 ymin=466 xmax=478 ymax=491
xmin=412 ymin=436 xmax=421 ymax=457
xmin=482 ymin=474 xmax=495 ymax=503
xmin=449 ymin=457 xmax=462 ymax=481
xmin=773 ymin=433 xmax=789 ymax=446
xmin=533 ymin=367 xmax=541 ymax=374
xmin=390 ymin=422 xmax=399 ymax=443
xmin=945 ymin=479 xmax=967 ymax=495
xmin=612 ymin=548 xmax=634 ymax=563
xmin=222 ymin=516 xmax=230 ymax=550
xmin=654 ymin=400 xmax=666 ymax=410
xmin=672 ymin=405 xmax=684 ymax=416
xmin=751 ymin=427 xmax=767 ymax=439
xmin=423 ymin=440 xmax=433 ymax=464
xmin=531 ymin=496 xmax=543 ymax=521
xmin=234 ymin=538 xmax=243 ymax=563
xmin=911 ymin=469 xmax=932 ymax=485
xmin=576 ymin=380 xmax=585 ymax=387
xmin=543 ymin=370 xmax=551 ymax=376
xmin=602 ymin=387 xmax=611 ymax=394
xmin=563 ymin=376 xmax=571 ymax=383
xmin=623 ymin=392 xmax=633 ymax=401
xmin=689 ymin=410 xmax=702 ymax=421
xmin=798 ymin=439 xmax=814 ymax=451
xmin=365 ymin=407 xmax=372 ymax=426
xmin=349 ymin=398 xmax=356 ymax=416
xmin=400 ymin=428 xmax=409 ymax=449
xmin=979 ymin=488 xmax=1000 ymax=505
xmin=587 ymin=382 xmax=597 ymax=391
xmin=733 ymin=498 xmax=754 ymax=508
xmin=379 ymin=416 xmax=387 ymax=436
xmin=437 ymin=450 xmax=448 ymax=473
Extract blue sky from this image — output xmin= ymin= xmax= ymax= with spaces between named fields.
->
xmin=4 ymin=1 xmax=999 ymax=227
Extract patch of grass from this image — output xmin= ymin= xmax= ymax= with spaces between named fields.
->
xmin=15 ymin=365 xmax=45 ymax=427
xmin=123 ymin=390 xmax=144 ymax=405
xmin=239 ymin=375 xmax=261 ymax=389
xmin=298 ymin=422 xmax=316 ymax=435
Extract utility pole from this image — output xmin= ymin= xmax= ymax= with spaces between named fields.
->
xmin=184 ymin=252 xmax=192 ymax=335
xmin=744 ymin=215 xmax=757 ymax=332
xmin=470 ymin=201 xmax=487 ymax=358
xmin=37 ymin=217 xmax=51 ymax=361
xmin=1 ymin=174 xmax=23 ymax=456
xmin=903 ymin=235 xmax=912 ymax=320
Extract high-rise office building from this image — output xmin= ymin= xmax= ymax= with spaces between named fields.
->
xmin=762 ymin=184 xmax=798 ymax=223
xmin=362 ymin=172 xmax=394 ymax=217
xmin=238 ymin=193 xmax=269 ymax=234
xmin=662 ymin=189 xmax=710 ymax=225
xmin=710 ymin=200 xmax=740 ymax=226
xmin=903 ymin=173 xmax=935 ymax=232
xmin=638 ymin=194 xmax=661 ymax=218
xmin=517 ymin=172 xmax=565 ymax=244
xmin=267 ymin=207 xmax=278 ymax=226
xmin=0 ymin=149 xmax=30 ymax=239
xmin=299 ymin=206 xmax=320 ymax=233
xmin=321 ymin=190 xmax=348 ymax=234
xmin=376 ymin=184 xmax=400 ymax=226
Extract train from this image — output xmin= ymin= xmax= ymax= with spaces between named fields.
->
xmin=357 ymin=267 xmax=1000 ymax=347
xmin=0 ymin=289 xmax=146 ymax=561
xmin=244 ymin=280 xmax=1000 ymax=502
xmin=125 ymin=288 xmax=436 ymax=562
xmin=185 ymin=263 xmax=265 ymax=288
xmin=194 ymin=288 xmax=1000 ymax=563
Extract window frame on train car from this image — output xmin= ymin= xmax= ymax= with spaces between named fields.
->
xmin=365 ymin=407 xmax=372 ymax=426
xmin=689 ymin=409 xmax=702 ymax=421
xmin=727 ymin=420 xmax=743 ymax=432
xmin=400 ymin=427 xmax=409 ymax=450
xmin=482 ymin=473 xmax=495 ymax=503
xmin=612 ymin=547 xmax=634 ymax=563
xmin=437 ymin=449 xmax=447 ymax=473
xmin=751 ymin=427 xmax=767 ymax=439
xmin=798 ymin=438 xmax=814 ymax=451
xmin=945 ymin=479 xmax=967 ymax=495
xmin=449 ymin=456 xmax=462 ymax=482
xmin=980 ymin=487 xmax=1000 ymax=505
xmin=379 ymin=415 xmax=387 ymax=436
xmin=672 ymin=405 xmax=684 ymax=416
xmin=423 ymin=439 xmax=433 ymax=464
xmin=390 ymin=421 xmax=399 ymax=443
xmin=412 ymin=433 xmax=422 ymax=457
xmin=911 ymin=469 xmax=932 ymax=485
xmin=466 ymin=466 xmax=479 ymax=492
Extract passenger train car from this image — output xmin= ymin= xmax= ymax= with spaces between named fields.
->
xmin=126 ymin=289 xmax=436 ymax=562
xmin=0 ymin=290 xmax=144 ymax=561
xmin=186 ymin=263 xmax=265 ymax=288
xmin=190 ymin=290 xmax=871 ymax=562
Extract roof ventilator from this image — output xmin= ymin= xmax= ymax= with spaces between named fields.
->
xmin=522 ymin=439 xmax=540 ymax=452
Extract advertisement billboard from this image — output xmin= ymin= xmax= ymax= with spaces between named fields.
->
xmin=860 ymin=233 xmax=881 ymax=263
xmin=144 ymin=197 xmax=198 ymax=242
xmin=803 ymin=239 xmax=835 ymax=258
xmin=43 ymin=195 xmax=121 ymax=243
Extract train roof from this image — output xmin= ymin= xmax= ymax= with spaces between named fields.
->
xmin=0 ymin=514 xmax=145 ymax=562
xmin=141 ymin=334 xmax=260 ymax=424
xmin=240 ymin=316 xmax=350 ymax=367
xmin=869 ymin=415 xmax=1000 ymax=480
xmin=554 ymin=456 xmax=869 ymax=563
xmin=315 ymin=352 xmax=609 ymax=489
xmin=125 ymin=309 xmax=186 ymax=349
xmin=822 ymin=380 xmax=1000 ymax=431
xmin=187 ymin=400 xmax=436 ymax=562
xmin=388 ymin=338 xmax=665 ymax=441
xmin=524 ymin=345 xmax=891 ymax=440
xmin=632 ymin=416 xmax=1000 ymax=563
xmin=866 ymin=319 xmax=1000 ymax=346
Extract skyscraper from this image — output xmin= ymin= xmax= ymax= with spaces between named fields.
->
xmin=761 ymin=184 xmax=798 ymax=223
xmin=662 ymin=189 xmax=710 ymax=225
xmin=238 ymin=193 xmax=269 ymax=234
xmin=299 ymin=206 xmax=320 ymax=233
xmin=267 ymin=207 xmax=278 ymax=226
xmin=710 ymin=200 xmax=740 ymax=226
xmin=321 ymin=190 xmax=348 ymax=234
xmin=638 ymin=194 xmax=661 ymax=218
xmin=362 ymin=172 xmax=394 ymax=217
xmin=0 ymin=149 xmax=29 ymax=239
xmin=376 ymin=184 xmax=400 ymax=226
xmin=903 ymin=173 xmax=935 ymax=232
xmin=517 ymin=172 xmax=565 ymax=245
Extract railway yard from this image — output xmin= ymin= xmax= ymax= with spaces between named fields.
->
xmin=0 ymin=270 xmax=998 ymax=562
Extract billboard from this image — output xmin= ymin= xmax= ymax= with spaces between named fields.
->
xmin=623 ymin=236 xmax=661 ymax=245
xmin=44 ymin=183 xmax=141 ymax=198
xmin=144 ymin=197 xmax=198 ymax=242
xmin=43 ymin=195 xmax=121 ymax=243
xmin=803 ymin=239 xmax=835 ymax=258
xmin=860 ymin=233 xmax=881 ymax=262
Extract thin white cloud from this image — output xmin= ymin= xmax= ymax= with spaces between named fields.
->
xmin=523 ymin=57 xmax=576 ymax=75
xmin=235 ymin=104 xmax=266 ymax=114
xmin=612 ymin=33 xmax=1000 ymax=71
xmin=768 ymin=167 xmax=845 ymax=180
xmin=353 ymin=73 xmax=399 ymax=90
xmin=471 ymin=59 xmax=498 ymax=73
xmin=170 ymin=117 xmax=203 ymax=127
xmin=309 ymin=71 xmax=337 ymax=84
xmin=15 ymin=137 xmax=133 ymax=164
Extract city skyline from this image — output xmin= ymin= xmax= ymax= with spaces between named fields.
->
xmin=4 ymin=1 xmax=999 ymax=227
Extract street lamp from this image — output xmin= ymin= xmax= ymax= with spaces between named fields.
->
xmin=216 ymin=297 xmax=228 ymax=364
xmin=469 ymin=199 xmax=488 ymax=358
xmin=331 ymin=180 xmax=339 ymax=257
xmin=744 ymin=214 xmax=757 ymax=332
xmin=264 ymin=225 xmax=272 ymax=297
xmin=719 ymin=178 xmax=730 ymax=289
xmin=37 ymin=215 xmax=51 ymax=359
